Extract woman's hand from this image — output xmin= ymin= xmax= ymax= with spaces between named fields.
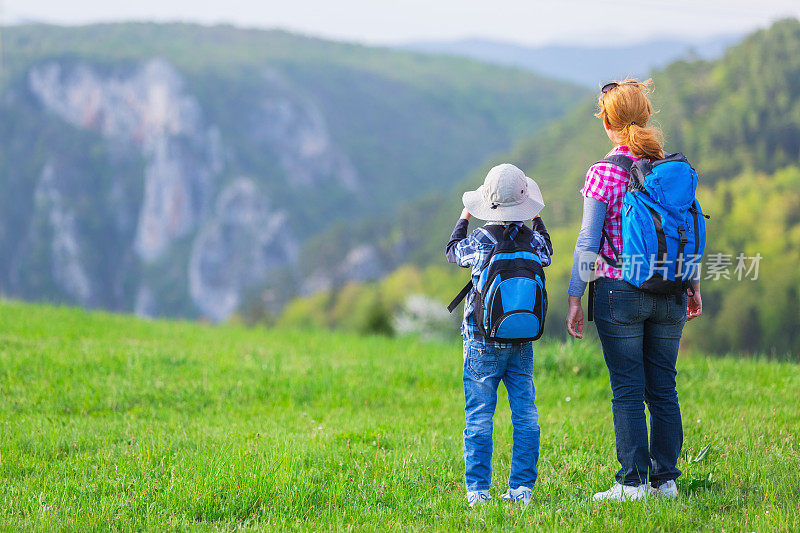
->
xmin=460 ymin=208 xmax=471 ymax=221
xmin=566 ymin=295 xmax=584 ymax=339
xmin=687 ymin=289 xmax=702 ymax=321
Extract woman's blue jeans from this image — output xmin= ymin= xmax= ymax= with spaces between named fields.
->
xmin=593 ymin=277 xmax=686 ymax=487
xmin=462 ymin=339 xmax=540 ymax=491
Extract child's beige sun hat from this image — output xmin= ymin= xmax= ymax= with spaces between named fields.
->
xmin=462 ymin=164 xmax=545 ymax=221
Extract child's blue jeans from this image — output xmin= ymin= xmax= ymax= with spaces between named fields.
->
xmin=462 ymin=339 xmax=540 ymax=491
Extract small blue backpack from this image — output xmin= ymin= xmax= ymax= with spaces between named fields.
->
xmin=589 ymin=153 xmax=708 ymax=319
xmin=448 ymin=225 xmax=547 ymax=342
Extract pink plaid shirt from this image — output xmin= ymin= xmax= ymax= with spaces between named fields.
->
xmin=580 ymin=145 xmax=640 ymax=279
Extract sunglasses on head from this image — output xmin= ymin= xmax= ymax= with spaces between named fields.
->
xmin=601 ymin=82 xmax=619 ymax=94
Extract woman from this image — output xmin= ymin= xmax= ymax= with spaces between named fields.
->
xmin=565 ymin=79 xmax=703 ymax=501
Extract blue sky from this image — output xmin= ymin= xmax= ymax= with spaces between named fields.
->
xmin=5 ymin=0 xmax=800 ymax=46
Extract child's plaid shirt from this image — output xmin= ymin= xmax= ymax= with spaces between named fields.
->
xmin=446 ymin=219 xmax=552 ymax=344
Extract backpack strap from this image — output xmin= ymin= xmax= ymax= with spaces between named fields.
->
xmin=504 ymin=224 xmax=520 ymax=241
xmin=598 ymin=154 xmax=648 ymax=193
xmin=589 ymin=225 xmax=621 ymax=323
xmin=447 ymin=280 xmax=473 ymax=313
xmin=597 ymin=154 xmax=634 ymax=173
xmin=594 ymin=154 xmax=631 ymax=268
xmin=598 ymin=228 xmax=620 ymax=268
xmin=484 ymin=223 xmax=525 ymax=242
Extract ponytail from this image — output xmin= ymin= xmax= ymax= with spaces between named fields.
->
xmin=627 ymin=122 xmax=664 ymax=161
xmin=595 ymin=78 xmax=665 ymax=160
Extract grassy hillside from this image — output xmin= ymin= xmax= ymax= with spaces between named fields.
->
xmin=1 ymin=299 xmax=798 ymax=529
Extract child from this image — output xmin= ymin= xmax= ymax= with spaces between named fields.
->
xmin=445 ymin=163 xmax=552 ymax=507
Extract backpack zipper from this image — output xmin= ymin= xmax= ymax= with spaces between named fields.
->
xmin=689 ymin=205 xmax=710 ymax=219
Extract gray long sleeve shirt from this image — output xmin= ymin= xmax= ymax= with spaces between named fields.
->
xmin=568 ymin=196 xmax=608 ymax=297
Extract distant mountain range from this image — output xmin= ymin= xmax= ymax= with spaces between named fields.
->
xmin=402 ymin=35 xmax=743 ymax=87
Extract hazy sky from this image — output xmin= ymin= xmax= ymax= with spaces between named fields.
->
xmin=5 ymin=0 xmax=800 ymax=46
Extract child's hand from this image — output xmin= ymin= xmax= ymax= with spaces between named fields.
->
xmin=460 ymin=208 xmax=472 ymax=220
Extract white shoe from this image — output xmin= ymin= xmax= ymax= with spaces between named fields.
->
xmin=651 ymin=480 xmax=679 ymax=498
xmin=592 ymin=483 xmax=650 ymax=501
xmin=501 ymin=485 xmax=533 ymax=504
xmin=467 ymin=490 xmax=492 ymax=507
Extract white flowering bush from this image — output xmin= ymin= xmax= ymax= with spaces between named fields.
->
xmin=393 ymin=294 xmax=460 ymax=341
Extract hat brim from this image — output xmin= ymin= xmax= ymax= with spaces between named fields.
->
xmin=462 ymin=177 xmax=545 ymax=221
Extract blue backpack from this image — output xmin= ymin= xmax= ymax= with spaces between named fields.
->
xmin=448 ymin=225 xmax=547 ymax=342
xmin=589 ymin=153 xmax=708 ymax=319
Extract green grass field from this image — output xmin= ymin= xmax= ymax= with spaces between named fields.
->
xmin=1 ymin=300 xmax=798 ymax=531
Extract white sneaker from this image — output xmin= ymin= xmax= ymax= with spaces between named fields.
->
xmin=651 ymin=480 xmax=679 ymax=498
xmin=592 ymin=483 xmax=650 ymax=501
xmin=467 ymin=490 xmax=492 ymax=507
xmin=501 ymin=485 xmax=533 ymax=504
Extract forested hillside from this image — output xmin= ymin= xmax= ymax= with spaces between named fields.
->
xmin=278 ymin=19 xmax=800 ymax=356
xmin=0 ymin=23 xmax=585 ymax=320
xmin=501 ymin=17 xmax=800 ymax=227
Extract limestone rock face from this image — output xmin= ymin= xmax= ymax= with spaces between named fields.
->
xmin=255 ymin=69 xmax=358 ymax=190
xmin=189 ymin=178 xmax=297 ymax=321
xmin=19 ymin=58 xmax=362 ymax=320
xmin=29 ymin=59 xmax=221 ymax=263
xmin=300 ymin=245 xmax=387 ymax=297
xmin=32 ymin=162 xmax=92 ymax=305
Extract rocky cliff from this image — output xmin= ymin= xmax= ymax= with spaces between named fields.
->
xmin=17 ymin=57 xmax=355 ymax=319
xmin=0 ymin=23 xmax=585 ymax=320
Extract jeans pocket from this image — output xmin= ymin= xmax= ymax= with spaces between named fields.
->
xmin=466 ymin=346 xmax=498 ymax=379
xmin=665 ymin=293 xmax=688 ymax=324
xmin=609 ymin=289 xmax=643 ymax=325
xmin=519 ymin=343 xmax=534 ymax=375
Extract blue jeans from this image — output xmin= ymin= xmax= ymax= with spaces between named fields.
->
xmin=462 ymin=339 xmax=540 ymax=491
xmin=593 ymin=277 xmax=686 ymax=487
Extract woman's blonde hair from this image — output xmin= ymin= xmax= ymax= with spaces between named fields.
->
xmin=595 ymin=78 xmax=664 ymax=160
